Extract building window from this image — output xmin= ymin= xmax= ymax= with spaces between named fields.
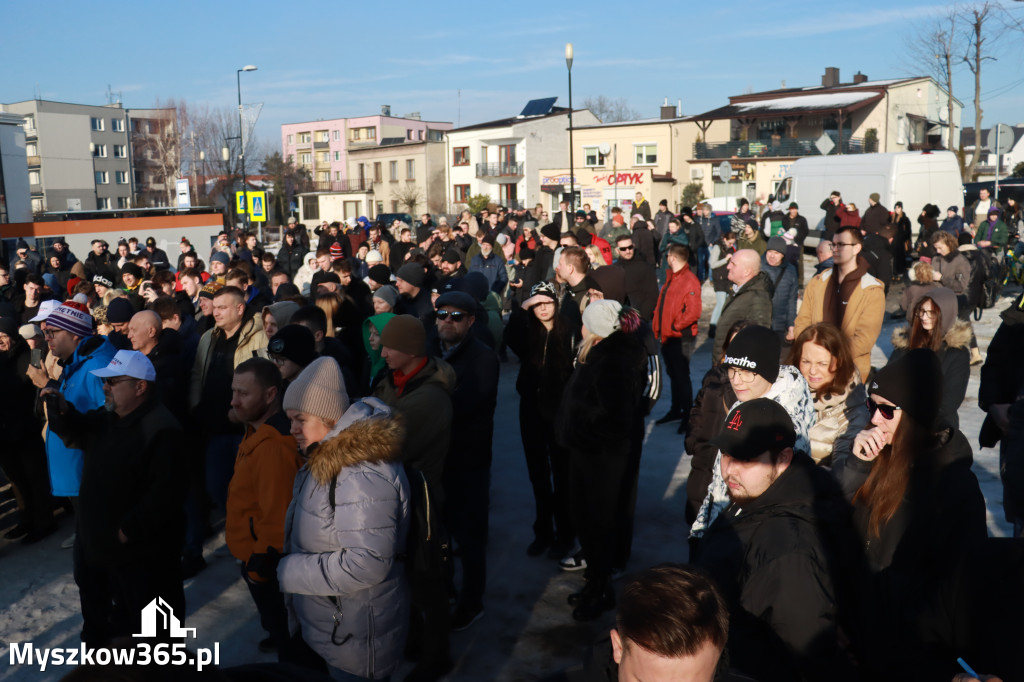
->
xmin=407 ymin=129 xmax=413 ymax=140
xmin=297 ymin=132 xmax=311 ymax=144
xmin=357 ymin=163 xmax=366 ymax=182
xmin=315 ymin=130 xmax=329 ymax=143
xmin=112 ymin=118 xmax=125 ymax=132
xmin=454 ymin=184 xmax=470 ymax=202
xmin=98 ymin=197 xmax=111 ymax=209
xmin=406 ymin=160 xmax=415 ymax=179
xmin=134 ymin=170 xmax=144 ymax=185
xmin=302 ymin=196 xmax=319 ymax=221
xmin=332 ymin=151 xmax=339 ymax=161
xmin=634 ymin=144 xmax=657 ymax=166
xmin=335 ymin=171 xmax=342 ymax=181
xmin=26 ymin=143 xmax=37 ymax=156
xmin=113 ymin=144 xmax=127 ymax=158
xmin=93 ymin=144 xmax=107 ymax=158
xmin=333 ymin=130 xmax=340 ymax=141
xmin=95 ymin=171 xmax=109 ymax=184
xmin=287 ymin=134 xmax=294 ymax=144
xmin=427 ymin=129 xmax=443 ymax=142
xmin=115 ymin=171 xmax=128 ymax=184
xmin=91 ymin=117 xmax=104 ymax=131
xmin=29 ymin=170 xmax=41 ymax=185
xmin=501 ymin=183 xmax=518 ymax=207
xmin=374 ymin=162 xmax=382 ymax=183
xmin=299 ymin=152 xmax=312 ymax=166
xmin=389 ymin=161 xmax=398 ymax=181
xmin=117 ymin=197 xmax=129 ymax=209
xmin=32 ymin=198 xmax=44 ymax=213
xmin=367 ymin=128 xmax=376 ymax=140
xmin=584 ymin=146 xmax=606 ymax=167
xmin=351 ymin=129 xmax=361 ymax=141
xmin=418 ymin=130 xmax=424 ymax=141
xmin=377 ymin=201 xmax=384 ymax=214
xmin=453 ymin=147 xmax=469 ymax=166
xmin=316 ymin=151 xmax=329 ymax=164
xmin=391 ymin=200 xmax=399 ymax=212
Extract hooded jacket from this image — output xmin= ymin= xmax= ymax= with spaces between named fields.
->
xmin=292 ymin=252 xmax=320 ymax=296
xmin=362 ymin=312 xmax=395 ymax=389
xmin=890 ymin=318 xmax=971 ymax=431
xmin=795 ymin=267 xmax=885 ymax=381
xmin=694 ymin=452 xmax=856 ymax=682
xmin=505 ymin=307 xmax=577 ymax=417
xmin=712 ymin=271 xmax=773 ymax=364
xmin=975 ymin=214 xmax=1009 ymax=248
xmin=278 ymin=399 xmax=410 ymax=680
xmin=692 ymin=365 xmax=816 ymax=538
xmin=931 ymin=250 xmax=971 ymax=296
xmin=226 ymin=411 xmax=302 ymax=574
xmin=652 ymin=263 xmax=701 ymax=342
xmin=979 ymin=294 xmax=1024 ymax=441
xmin=45 ymin=335 xmax=118 ymax=497
xmin=189 ymin=313 xmax=270 ymax=411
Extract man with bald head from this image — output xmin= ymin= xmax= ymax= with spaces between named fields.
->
xmin=711 ymin=249 xmax=773 ymax=364
xmin=129 ymin=309 xmax=185 ymax=410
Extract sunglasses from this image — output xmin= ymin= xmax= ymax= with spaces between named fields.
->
xmin=103 ymin=377 xmax=136 ymax=387
xmin=618 ymin=245 xmax=635 ymax=251
xmin=435 ymin=310 xmax=469 ymax=322
xmin=866 ymin=397 xmax=902 ymax=420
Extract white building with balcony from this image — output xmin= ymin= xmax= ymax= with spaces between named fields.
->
xmin=445 ymin=98 xmax=599 ymax=211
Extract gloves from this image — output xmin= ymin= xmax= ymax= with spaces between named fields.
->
xmin=246 ymin=546 xmax=283 ymax=580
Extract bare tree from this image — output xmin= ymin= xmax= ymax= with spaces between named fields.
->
xmin=960 ymin=2 xmax=998 ymax=182
xmin=130 ymin=98 xmax=185 ymax=207
xmin=581 ymin=95 xmax=642 ymax=123
xmin=392 ymin=183 xmax=423 ymax=214
xmin=906 ymin=9 xmax=959 ymax=158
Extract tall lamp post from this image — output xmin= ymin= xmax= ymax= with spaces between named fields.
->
xmin=565 ymin=43 xmax=575 ymax=213
xmin=237 ymin=64 xmax=257 ymax=233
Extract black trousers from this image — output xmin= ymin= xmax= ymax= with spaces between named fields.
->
xmin=613 ymin=419 xmax=645 ymax=570
xmin=241 ymin=564 xmax=290 ymax=653
xmin=519 ymin=401 xmax=573 ymax=544
xmin=569 ymin=441 xmax=631 ymax=582
xmin=442 ymin=467 xmax=490 ymax=610
xmin=73 ymin=540 xmax=185 ymax=648
xmin=661 ymin=337 xmax=695 ymax=419
xmin=0 ymin=435 xmax=54 ymax=531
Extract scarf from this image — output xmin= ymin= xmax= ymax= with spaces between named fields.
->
xmin=822 ymin=255 xmax=869 ymax=326
xmin=392 ymin=357 xmax=427 ymax=397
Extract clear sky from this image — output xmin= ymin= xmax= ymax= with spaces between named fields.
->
xmin=3 ymin=0 xmax=1023 ymax=150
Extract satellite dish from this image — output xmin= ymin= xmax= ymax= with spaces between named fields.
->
xmin=938 ymin=108 xmax=948 ymax=123
xmin=598 ymin=143 xmax=611 ymax=155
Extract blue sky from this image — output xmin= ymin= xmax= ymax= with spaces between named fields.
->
xmin=4 ymin=0 xmax=1023 ymax=150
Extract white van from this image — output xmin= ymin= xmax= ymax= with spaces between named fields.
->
xmin=774 ymin=151 xmax=964 ymax=248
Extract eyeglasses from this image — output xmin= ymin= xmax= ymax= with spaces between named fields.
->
xmin=435 ymin=310 xmax=469 ymax=322
xmin=832 ymin=242 xmax=856 ymax=249
xmin=727 ymin=367 xmax=759 ymax=383
xmin=43 ymin=329 xmax=63 ymax=339
xmin=618 ymin=245 xmax=635 ymax=251
xmin=103 ymin=377 xmax=136 ymax=387
xmin=866 ymin=397 xmax=902 ymax=420
xmin=916 ymin=308 xmax=936 ymax=318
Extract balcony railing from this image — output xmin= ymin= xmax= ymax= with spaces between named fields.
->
xmin=26 ymin=155 xmax=40 ymax=166
xmin=299 ymin=179 xmax=373 ymax=193
xmin=313 ymin=140 xmax=330 ymax=149
xmin=476 ymin=162 xmax=523 ymax=178
xmin=693 ymin=135 xmax=877 ymax=160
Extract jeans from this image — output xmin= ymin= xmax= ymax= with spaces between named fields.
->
xmin=710 ymin=291 xmax=728 ymax=326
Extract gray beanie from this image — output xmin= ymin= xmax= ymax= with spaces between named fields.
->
xmin=766 ymin=236 xmax=788 ymax=255
xmin=372 ymin=285 xmax=399 ymax=310
xmin=581 ymin=299 xmax=622 ymax=338
xmin=283 ymin=356 xmax=348 ymax=425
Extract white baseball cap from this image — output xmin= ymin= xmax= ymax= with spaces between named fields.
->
xmin=90 ymin=350 xmax=157 ymax=381
xmin=29 ymin=299 xmax=59 ymax=323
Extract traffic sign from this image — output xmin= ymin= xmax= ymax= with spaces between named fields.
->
xmin=235 ymin=191 xmax=247 ymax=214
xmin=175 ymin=179 xmax=191 ymax=210
xmin=815 ymin=134 xmax=835 ymax=156
xmin=248 ymin=191 xmax=267 ymax=222
xmin=717 ymin=161 xmax=733 ymax=181
xmin=988 ymin=123 xmax=1014 ymax=155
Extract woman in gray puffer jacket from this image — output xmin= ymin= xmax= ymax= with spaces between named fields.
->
xmin=278 ymin=357 xmax=410 ymax=681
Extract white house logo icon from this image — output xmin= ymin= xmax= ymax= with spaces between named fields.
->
xmin=133 ymin=598 xmax=197 ymax=639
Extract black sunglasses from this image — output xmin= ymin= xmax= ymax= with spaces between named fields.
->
xmin=866 ymin=397 xmax=902 ymax=420
xmin=435 ymin=310 xmax=469 ymax=322
xmin=618 ymin=245 xmax=635 ymax=251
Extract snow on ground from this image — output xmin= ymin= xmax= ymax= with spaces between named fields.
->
xmin=0 ymin=260 xmax=1017 ymax=681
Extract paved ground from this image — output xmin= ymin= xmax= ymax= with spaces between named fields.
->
xmin=0 ymin=268 xmax=1017 ymax=681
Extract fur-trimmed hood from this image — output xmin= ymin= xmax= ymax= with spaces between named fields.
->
xmin=307 ymin=397 xmax=404 ymax=486
xmin=891 ymin=319 xmax=972 ymax=351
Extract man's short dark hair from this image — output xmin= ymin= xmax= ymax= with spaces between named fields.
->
xmin=835 ymin=225 xmax=864 ymax=246
xmin=560 ymin=232 xmax=579 ymax=245
xmin=24 ymin=273 xmax=45 ymax=288
xmin=667 ymin=243 xmax=691 ymax=262
xmin=180 ymin=267 xmax=202 ymax=282
xmin=235 ymin=357 xmax=283 ymax=396
xmin=668 ymin=217 xmax=682 ymax=228
xmin=617 ymin=563 xmax=729 ymax=658
xmin=147 ymin=296 xmax=180 ymax=322
xmin=225 ymin=267 xmax=250 ymax=285
xmin=152 ymin=270 xmax=175 ymax=288
xmin=214 ymin=285 xmax=245 ymax=304
xmin=261 ymin=252 xmax=276 ymax=263
xmin=291 ymin=304 xmax=327 ymax=337
xmin=615 ymin=233 xmax=634 ymax=244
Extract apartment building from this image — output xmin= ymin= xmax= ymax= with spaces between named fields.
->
xmin=127 ymin=107 xmax=179 ymax=207
xmin=0 ymin=112 xmax=31 ymax=223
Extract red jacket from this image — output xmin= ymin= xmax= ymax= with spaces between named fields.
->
xmin=653 ymin=265 xmax=701 ymax=342
xmin=592 ymin=235 xmax=614 ymax=265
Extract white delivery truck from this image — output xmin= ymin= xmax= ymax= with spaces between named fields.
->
xmin=774 ymin=151 xmax=964 ymax=248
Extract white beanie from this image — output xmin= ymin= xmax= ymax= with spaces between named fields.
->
xmin=283 ymin=357 xmax=348 ymax=424
xmin=582 ymin=299 xmax=622 ymax=338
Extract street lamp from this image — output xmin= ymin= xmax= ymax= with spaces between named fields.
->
xmin=237 ymin=64 xmax=257 ymax=233
xmin=565 ymin=43 xmax=575 ymax=213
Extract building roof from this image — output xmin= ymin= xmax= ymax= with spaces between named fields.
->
xmin=691 ymin=90 xmax=884 ymax=121
xmin=450 ymin=106 xmax=574 ymax=133
xmin=575 ymin=116 xmax=690 ymax=130
xmin=961 ymin=126 xmax=1024 ymax=150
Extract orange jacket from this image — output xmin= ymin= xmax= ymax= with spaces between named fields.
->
xmin=653 ymin=265 xmax=702 ymax=343
xmin=225 ymin=412 xmax=302 ymax=575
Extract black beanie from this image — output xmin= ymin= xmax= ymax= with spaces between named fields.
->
xmin=368 ymin=264 xmax=392 ymax=286
xmin=721 ymin=325 xmax=780 ymax=383
xmin=868 ymin=348 xmax=943 ymax=429
xmin=121 ymin=262 xmax=143 ymax=279
xmin=268 ymin=324 xmax=317 ymax=367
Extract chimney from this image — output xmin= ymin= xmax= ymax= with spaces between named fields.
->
xmin=381 ymin=104 xmax=391 ymax=117
xmin=660 ymin=97 xmax=676 ymax=120
xmin=822 ymin=67 xmax=840 ymax=88
xmin=853 ymin=71 xmax=868 ymax=84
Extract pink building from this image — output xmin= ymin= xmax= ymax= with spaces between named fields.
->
xmin=280 ymin=106 xmax=452 ymax=190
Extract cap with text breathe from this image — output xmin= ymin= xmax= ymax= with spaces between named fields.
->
xmin=710 ymin=398 xmax=796 ymax=461
xmin=721 ymin=325 xmax=780 ymax=383
xmin=90 ymin=350 xmax=157 ymax=381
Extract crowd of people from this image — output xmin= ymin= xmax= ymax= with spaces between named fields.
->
xmin=0 ymin=186 xmax=1021 ymax=682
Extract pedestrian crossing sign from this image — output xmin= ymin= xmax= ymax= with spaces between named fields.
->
xmin=235 ymin=191 xmax=246 ymax=214
xmin=247 ymin=192 xmax=267 ymax=222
